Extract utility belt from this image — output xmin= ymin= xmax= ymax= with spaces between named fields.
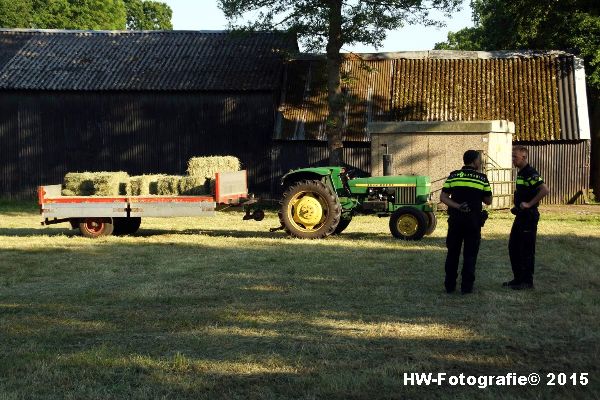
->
xmin=511 ymin=206 xmax=539 ymax=216
xmin=449 ymin=207 xmax=489 ymax=227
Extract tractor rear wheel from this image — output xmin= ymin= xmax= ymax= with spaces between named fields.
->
xmin=389 ymin=207 xmax=427 ymax=240
xmin=425 ymin=212 xmax=437 ymax=236
xmin=333 ymin=215 xmax=352 ymax=235
xmin=280 ymin=179 xmax=341 ymax=239
xmin=113 ymin=217 xmax=142 ymax=235
xmin=79 ymin=217 xmax=114 ymax=238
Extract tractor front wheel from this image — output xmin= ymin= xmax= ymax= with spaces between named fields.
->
xmin=279 ymin=180 xmax=341 ymax=239
xmin=389 ymin=207 xmax=427 ymax=241
xmin=79 ymin=217 xmax=114 ymax=238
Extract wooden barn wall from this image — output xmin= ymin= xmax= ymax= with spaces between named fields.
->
xmin=517 ymin=140 xmax=591 ymax=204
xmin=0 ymin=91 xmax=275 ymax=199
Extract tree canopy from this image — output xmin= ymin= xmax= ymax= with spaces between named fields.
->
xmin=219 ymin=0 xmax=462 ymax=164
xmin=0 ymin=0 xmax=172 ymax=31
xmin=124 ymin=0 xmax=173 ymax=30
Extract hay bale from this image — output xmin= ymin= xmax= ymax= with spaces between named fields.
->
xmin=186 ymin=156 xmax=241 ymax=179
xmin=156 ymin=175 xmax=182 ymax=195
xmin=62 ymin=172 xmax=95 ymax=196
xmin=128 ymin=175 xmax=165 ymax=196
xmin=179 ymin=176 xmax=210 ymax=195
xmin=62 ymin=171 xmax=129 ymax=196
xmin=92 ymin=172 xmax=129 ymax=196
xmin=61 ymin=189 xmax=77 ymax=197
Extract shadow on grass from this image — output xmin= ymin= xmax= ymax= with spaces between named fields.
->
xmin=0 ymin=226 xmax=402 ymax=241
xmin=0 ymin=234 xmax=598 ymax=399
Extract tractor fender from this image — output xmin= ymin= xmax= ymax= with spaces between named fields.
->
xmin=281 ymin=167 xmax=333 ymax=188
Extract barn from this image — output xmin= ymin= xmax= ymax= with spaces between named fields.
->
xmin=0 ymin=30 xmax=593 ymax=205
xmin=0 ymin=29 xmax=297 ymax=198
xmin=274 ymin=51 xmax=592 ymax=204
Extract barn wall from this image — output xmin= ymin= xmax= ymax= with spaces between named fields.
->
xmin=269 ymin=140 xmax=590 ymax=205
xmin=0 ymin=90 xmax=276 ymax=199
xmin=517 ymin=140 xmax=591 ymax=204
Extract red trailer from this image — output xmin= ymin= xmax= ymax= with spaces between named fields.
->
xmin=38 ymin=170 xmax=264 ymax=238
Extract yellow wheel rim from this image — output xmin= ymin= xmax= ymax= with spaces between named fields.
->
xmin=287 ymin=192 xmax=327 ymax=231
xmin=397 ymin=214 xmax=419 ymax=236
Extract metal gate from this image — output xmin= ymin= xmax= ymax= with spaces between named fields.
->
xmin=484 ymin=155 xmax=515 ymax=210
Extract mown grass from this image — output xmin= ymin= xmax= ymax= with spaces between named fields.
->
xmin=0 ymin=202 xmax=599 ymax=399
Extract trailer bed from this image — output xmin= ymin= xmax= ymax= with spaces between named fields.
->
xmin=37 ymin=171 xmax=260 ymax=237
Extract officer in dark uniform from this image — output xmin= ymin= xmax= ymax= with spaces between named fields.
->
xmin=503 ymin=145 xmax=549 ymax=290
xmin=440 ymin=150 xmax=493 ymax=294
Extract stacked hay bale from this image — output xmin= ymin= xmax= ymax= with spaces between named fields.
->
xmin=92 ymin=172 xmax=129 ymax=196
xmin=179 ymin=176 xmax=209 ymax=195
xmin=156 ymin=176 xmax=182 ymax=195
xmin=62 ymin=172 xmax=95 ymax=196
xmin=186 ymin=156 xmax=241 ymax=180
xmin=181 ymin=156 xmax=241 ymax=195
xmin=128 ymin=175 xmax=165 ymax=196
xmin=60 ymin=156 xmax=241 ymax=197
xmin=62 ymin=172 xmax=129 ymax=196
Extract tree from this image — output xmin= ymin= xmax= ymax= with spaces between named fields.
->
xmin=0 ymin=0 xmax=173 ymax=31
xmin=219 ymin=0 xmax=462 ymax=165
xmin=0 ymin=0 xmax=127 ymax=30
xmin=435 ymin=0 xmax=600 ymax=194
xmin=124 ymin=0 xmax=173 ymax=30
xmin=0 ymin=0 xmax=32 ymax=28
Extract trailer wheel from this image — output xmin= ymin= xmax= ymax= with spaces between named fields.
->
xmin=333 ymin=215 xmax=352 ymax=235
xmin=79 ymin=218 xmax=114 ymax=238
xmin=279 ymin=179 xmax=341 ymax=239
xmin=113 ymin=217 xmax=142 ymax=235
xmin=425 ymin=212 xmax=437 ymax=236
xmin=389 ymin=207 xmax=427 ymax=241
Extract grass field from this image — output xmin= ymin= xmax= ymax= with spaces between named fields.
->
xmin=0 ymin=201 xmax=598 ymax=399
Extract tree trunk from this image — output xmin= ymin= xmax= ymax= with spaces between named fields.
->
xmin=589 ymin=88 xmax=600 ymax=197
xmin=326 ymin=0 xmax=344 ymax=166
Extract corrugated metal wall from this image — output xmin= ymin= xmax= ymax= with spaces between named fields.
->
xmin=267 ymin=140 xmax=590 ymax=204
xmin=277 ymin=55 xmax=580 ymax=142
xmin=518 ymin=141 xmax=590 ymax=204
xmin=0 ymin=91 xmax=275 ymax=199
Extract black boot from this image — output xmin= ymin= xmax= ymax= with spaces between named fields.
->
xmin=512 ymin=282 xmax=534 ymax=290
xmin=502 ymin=279 xmax=520 ymax=288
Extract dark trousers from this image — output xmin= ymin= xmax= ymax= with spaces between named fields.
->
xmin=509 ymin=209 xmax=539 ymax=284
xmin=444 ymin=213 xmax=482 ymax=292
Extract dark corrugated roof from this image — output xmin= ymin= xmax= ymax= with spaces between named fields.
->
xmin=0 ymin=29 xmax=297 ymax=91
xmin=276 ymin=51 xmax=583 ymax=142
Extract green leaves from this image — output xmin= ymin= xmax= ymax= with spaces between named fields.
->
xmin=218 ymin=0 xmax=462 ymax=52
xmin=124 ymin=0 xmax=173 ymax=30
xmin=0 ymin=0 xmax=172 ymax=31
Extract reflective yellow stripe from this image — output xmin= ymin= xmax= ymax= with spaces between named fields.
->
xmin=445 ymin=181 xmax=488 ymax=190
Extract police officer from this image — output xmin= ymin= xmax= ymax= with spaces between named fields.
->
xmin=440 ymin=150 xmax=493 ymax=294
xmin=503 ymin=145 xmax=549 ymax=290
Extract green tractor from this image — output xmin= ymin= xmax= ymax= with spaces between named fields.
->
xmin=278 ymin=167 xmax=437 ymax=240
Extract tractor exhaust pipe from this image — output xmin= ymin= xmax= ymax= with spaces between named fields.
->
xmin=382 ymin=144 xmax=393 ymax=176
